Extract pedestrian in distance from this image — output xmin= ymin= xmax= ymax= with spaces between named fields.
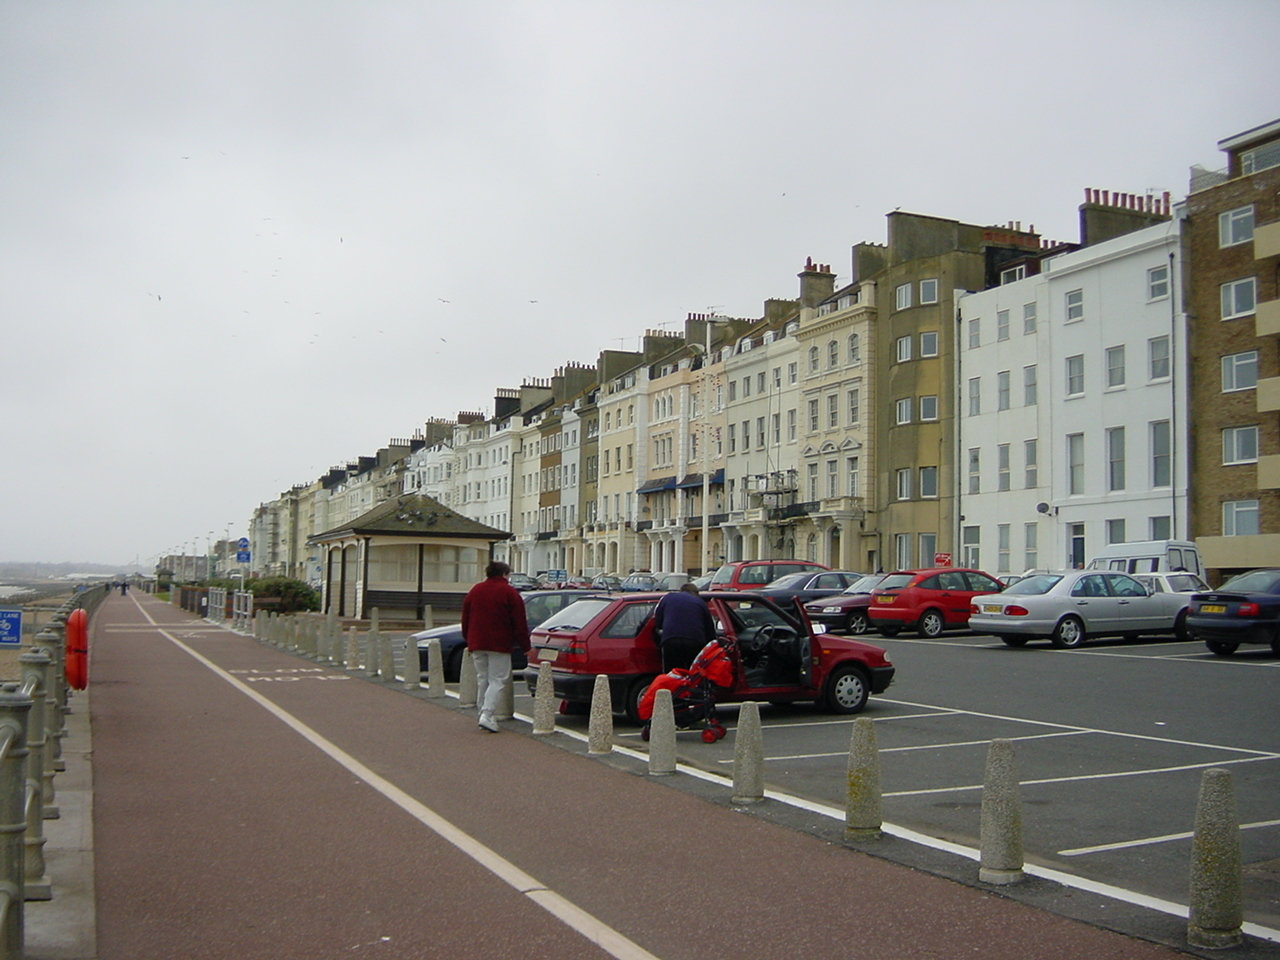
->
xmin=461 ymin=560 xmax=530 ymax=733
xmin=652 ymin=582 xmax=716 ymax=672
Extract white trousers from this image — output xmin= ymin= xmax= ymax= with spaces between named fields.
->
xmin=471 ymin=650 xmax=512 ymax=719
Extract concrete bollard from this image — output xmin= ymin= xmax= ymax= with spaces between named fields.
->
xmin=344 ymin=626 xmax=359 ymax=671
xmin=403 ymin=637 xmax=421 ymax=690
xmin=531 ymin=661 xmax=556 ymax=736
xmin=731 ymin=702 xmax=764 ymax=804
xmin=647 ymin=687 xmax=677 ymax=776
xmin=0 ymin=682 xmax=31 ymax=955
xmin=979 ymin=739 xmax=1024 ymax=885
xmin=458 ymin=651 xmax=478 ymax=709
xmin=1188 ymin=768 xmax=1244 ymax=949
xmin=324 ymin=611 xmax=338 ymax=664
xmin=422 ymin=604 xmax=434 ymax=630
xmin=380 ymin=633 xmax=397 ymax=682
xmin=424 ymin=639 xmax=446 ymax=698
xmin=845 ymin=716 xmax=882 ymax=840
xmin=587 ymin=674 xmax=613 ymax=755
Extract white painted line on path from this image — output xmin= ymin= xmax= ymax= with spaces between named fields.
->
xmin=131 ymin=599 xmax=662 ymax=960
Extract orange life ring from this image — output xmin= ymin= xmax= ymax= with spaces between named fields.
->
xmin=65 ymin=609 xmax=88 ymax=690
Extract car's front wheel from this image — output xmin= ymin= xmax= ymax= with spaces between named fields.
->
xmin=877 ymin=625 xmax=901 ymax=637
xmin=1204 ymin=639 xmax=1238 ymax=656
xmin=823 ymin=664 xmax=869 ymax=714
xmin=1050 ymin=616 xmax=1087 ymax=649
xmin=845 ymin=610 xmax=869 ymax=635
xmin=916 ymin=609 xmax=945 ymax=638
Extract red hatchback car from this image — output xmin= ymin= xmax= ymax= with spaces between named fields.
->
xmin=524 ymin=592 xmax=895 ymax=723
xmin=867 ymin=567 xmax=1004 ymax=638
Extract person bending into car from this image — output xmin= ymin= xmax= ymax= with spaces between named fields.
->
xmin=461 ymin=560 xmax=530 ymax=733
xmin=652 ymin=583 xmax=716 ymax=672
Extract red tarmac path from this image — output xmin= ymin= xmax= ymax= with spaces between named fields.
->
xmin=83 ymin=591 xmax=1196 ymax=959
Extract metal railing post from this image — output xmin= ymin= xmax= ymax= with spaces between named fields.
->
xmin=0 ymin=682 xmax=32 ymax=958
xmin=18 ymin=652 xmax=50 ymax=901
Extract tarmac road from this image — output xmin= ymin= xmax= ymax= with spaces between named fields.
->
xmin=72 ymin=593 xmax=1223 ymax=959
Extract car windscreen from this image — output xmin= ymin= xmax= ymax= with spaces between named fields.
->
xmin=710 ymin=564 xmax=735 ymax=586
xmin=1220 ymin=570 xmax=1280 ymax=594
xmin=765 ymin=573 xmax=807 ymax=589
xmin=876 ymin=574 xmax=915 ymax=590
xmin=843 ymin=574 xmax=885 ymax=594
xmin=1166 ymin=574 xmax=1209 ymax=593
xmin=535 ymin=599 xmax=613 ymax=632
xmin=1004 ymin=575 xmax=1063 ymax=596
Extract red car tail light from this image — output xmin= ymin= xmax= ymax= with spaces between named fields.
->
xmin=566 ymin=640 xmax=589 ymax=663
xmin=1236 ymin=602 xmax=1260 ymax=616
xmin=1004 ymin=605 xmax=1030 ymax=617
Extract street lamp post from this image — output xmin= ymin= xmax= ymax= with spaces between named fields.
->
xmin=700 ymin=316 xmax=729 ymax=577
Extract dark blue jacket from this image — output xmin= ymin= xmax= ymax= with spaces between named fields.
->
xmin=652 ymin=590 xmax=715 ymax=645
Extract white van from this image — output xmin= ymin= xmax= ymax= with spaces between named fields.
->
xmin=1086 ymin=540 xmax=1203 ymax=578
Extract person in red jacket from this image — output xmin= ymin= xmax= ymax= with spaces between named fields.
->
xmin=461 ymin=560 xmax=530 ymax=732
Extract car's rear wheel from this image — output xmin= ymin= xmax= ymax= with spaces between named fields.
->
xmin=997 ymin=635 xmax=1029 ymax=647
xmin=624 ymin=675 xmax=654 ymax=726
xmin=916 ymin=609 xmax=945 ymax=638
xmin=1050 ymin=616 xmax=1086 ymax=649
xmin=823 ymin=664 xmax=869 ymax=714
xmin=845 ymin=610 xmax=869 ymax=635
xmin=1271 ymin=631 xmax=1280 ymax=657
xmin=1174 ymin=610 xmax=1190 ymax=642
xmin=1205 ymin=639 xmax=1238 ymax=656
xmin=446 ymin=646 xmax=465 ymax=683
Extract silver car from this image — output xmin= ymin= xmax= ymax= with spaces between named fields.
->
xmin=968 ymin=570 xmax=1186 ymax=649
xmin=1131 ymin=571 xmax=1209 ymax=640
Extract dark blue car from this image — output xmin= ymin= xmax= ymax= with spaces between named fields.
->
xmin=414 ymin=589 xmax=607 ymax=681
xmin=1188 ymin=568 xmax=1280 ymax=656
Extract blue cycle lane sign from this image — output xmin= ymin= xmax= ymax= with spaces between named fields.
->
xmin=0 ymin=609 xmax=23 ymax=646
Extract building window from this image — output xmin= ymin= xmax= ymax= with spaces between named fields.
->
xmin=919 ymin=533 xmax=937 ymax=567
xmin=1065 ymin=289 xmax=1084 ymax=322
xmin=848 ymin=333 xmax=861 ymax=363
xmin=1149 ymin=336 xmax=1170 ymax=380
xmin=808 ymin=346 xmax=820 ymax=372
xmin=1066 ymin=355 xmax=1084 ymax=397
xmin=847 ymin=456 xmax=860 ymax=497
xmin=828 ymin=340 xmax=839 ymax=367
xmin=997 ymin=310 xmax=1010 ymax=341
xmin=895 ymin=283 xmax=913 ymax=310
xmin=1223 ymin=500 xmax=1260 ymax=537
xmin=741 ymin=421 xmax=750 ymax=450
xmin=1068 ymin=522 xmax=1086 ymax=568
xmin=807 ymin=399 xmax=819 ymax=432
xmin=1150 ymin=515 xmax=1172 ymax=540
xmin=920 ymin=331 xmax=938 ymax=357
xmin=1223 ymin=425 xmax=1259 ymax=465
xmin=1148 ymin=264 xmax=1170 ymax=300
xmin=1106 ymin=346 xmax=1126 ymax=388
xmin=919 ymin=465 xmax=938 ymax=498
xmin=848 ymin=388 xmax=861 ymax=424
xmin=787 ymin=409 xmax=796 ymax=441
xmin=757 ymin=371 xmax=766 ymax=394
xmin=726 ymin=424 xmax=736 ymax=453
xmin=1107 ymin=427 xmax=1126 ymax=491
xmin=919 ymin=394 xmax=938 ymax=421
xmin=896 ymin=336 xmax=913 ymax=362
xmin=1021 ymin=303 xmax=1036 ymax=335
xmin=1067 ymin=433 xmax=1085 ymax=495
xmin=742 ymin=377 xmax=751 ymax=398
xmin=895 ymin=398 xmax=913 ymax=425
xmin=757 ymin=417 xmax=766 ymax=448
xmin=771 ymin=413 xmax=781 ymax=444
xmin=1001 ymin=265 xmax=1025 ymax=285
xmin=997 ymin=371 xmax=1011 ymax=411
xmin=1219 ymin=205 xmax=1255 ymax=247
xmin=827 ymin=459 xmax=839 ymax=498
xmin=997 ymin=524 xmax=1011 ymax=572
xmin=968 ymin=377 xmax=981 ymax=416
xmin=1151 ymin=420 xmax=1171 ymax=487
xmin=806 ymin=463 xmax=819 ymax=501
xmin=727 ymin=380 xmax=737 ymax=402
xmin=1107 ymin=518 xmax=1126 ymax=545
xmin=1024 ymin=522 xmax=1039 ymax=571
xmin=1222 ymin=351 xmax=1258 ymax=392
xmin=968 ymin=318 xmax=980 ymax=349
xmin=1025 ymin=439 xmax=1038 ymax=487
xmin=896 ymin=468 xmax=912 ymax=500
xmin=1023 ymin=364 xmax=1038 ymax=406
xmin=967 ymin=447 xmax=980 ymax=494
xmin=920 ymin=278 xmax=938 ymax=304
xmin=962 ymin=526 xmax=980 ymax=569
xmin=827 ymin=395 xmax=839 ymax=428
xmin=997 ymin=444 xmax=1011 ymax=491
xmin=894 ymin=534 xmax=912 ymax=571
xmin=788 ymin=362 xmax=798 ymax=384
xmin=1221 ymin=277 xmax=1257 ymax=320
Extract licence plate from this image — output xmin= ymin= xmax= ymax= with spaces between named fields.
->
xmin=982 ymin=604 xmax=1003 ymax=614
xmin=876 ymin=596 xmax=894 ymax=604
xmin=1199 ymin=604 xmax=1227 ymax=614
xmin=537 ymin=647 xmax=560 ymax=662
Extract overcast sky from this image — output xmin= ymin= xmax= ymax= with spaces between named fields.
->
xmin=2 ymin=1 xmax=1277 ymax=568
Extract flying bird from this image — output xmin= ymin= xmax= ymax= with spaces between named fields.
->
xmin=438 ymin=298 xmax=450 ymax=303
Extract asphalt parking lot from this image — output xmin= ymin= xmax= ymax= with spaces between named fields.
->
xmin=527 ymin=630 xmax=1280 ymax=940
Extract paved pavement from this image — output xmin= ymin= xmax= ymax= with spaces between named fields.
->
xmin=25 ymin=592 xmax=1260 ymax=959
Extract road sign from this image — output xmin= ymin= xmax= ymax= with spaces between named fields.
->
xmin=933 ymin=552 xmax=953 ymax=566
xmin=546 ymin=569 xmax=567 ymax=582
xmin=237 ymin=537 xmax=250 ymax=550
xmin=236 ymin=551 xmax=251 ymax=563
xmin=0 ymin=608 xmax=22 ymax=646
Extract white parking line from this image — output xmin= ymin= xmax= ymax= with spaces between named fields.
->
xmin=725 ymin=729 xmax=1097 ymax=764
xmin=1060 ymin=819 xmax=1280 ymax=856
